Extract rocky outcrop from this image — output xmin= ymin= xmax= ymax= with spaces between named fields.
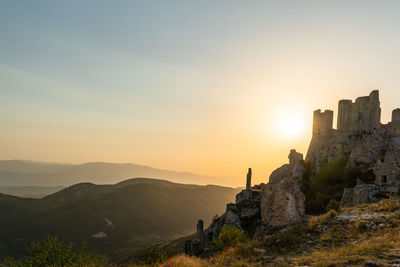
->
xmin=341 ymin=182 xmax=400 ymax=207
xmin=260 ymin=150 xmax=305 ymax=227
xmin=185 ymin=90 xmax=400 ymax=256
xmin=203 ymin=190 xmax=261 ymax=246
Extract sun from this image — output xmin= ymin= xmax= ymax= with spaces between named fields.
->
xmin=276 ymin=113 xmax=306 ymax=139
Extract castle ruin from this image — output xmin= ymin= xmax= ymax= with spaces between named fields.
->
xmin=187 ymin=90 xmax=400 ymax=256
xmin=312 ymin=109 xmax=333 ymax=136
xmin=307 ymin=90 xmax=400 ymax=206
xmin=311 ymin=90 xmax=400 ymax=136
xmin=337 ymin=90 xmax=381 ymax=131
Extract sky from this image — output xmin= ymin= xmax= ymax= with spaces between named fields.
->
xmin=2 ymin=1 xmax=400 ymax=187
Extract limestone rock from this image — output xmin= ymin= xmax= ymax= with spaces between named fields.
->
xmin=260 ymin=150 xmax=305 ymax=227
xmin=341 ymin=182 xmax=400 ymax=207
xmin=236 ymin=189 xmax=252 ymax=203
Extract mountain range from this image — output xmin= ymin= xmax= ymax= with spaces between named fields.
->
xmin=0 ymin=160 xmax=228 ymax=187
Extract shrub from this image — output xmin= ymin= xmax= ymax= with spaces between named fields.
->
xmin=133 ymin=245 xmax=169 ymax=265
xmin=302 ymin=158 xmax=360 ymax=214
xmin=3 ymin=236 xmax=106 ymax=267
xmin=211 ymin=225 xmax=249 ymax=251
xmin=325 ymin=199 xmax=341 ymax=212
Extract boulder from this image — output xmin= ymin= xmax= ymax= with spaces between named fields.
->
xmin=260 ymin=150 xmax=305 ymax=227
xmin=341 ymin=182 xmax=400 ymax=207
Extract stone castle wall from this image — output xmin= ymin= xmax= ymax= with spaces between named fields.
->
xmin=337 ymin=90 xmax=381 ymax=131
xmin=312 ymin=90 xmax=400 ymax=137
xmin=391 ymin=109 xmax=400 ymax=136
xmin=312 ymin=109 xmax=333 ymax=136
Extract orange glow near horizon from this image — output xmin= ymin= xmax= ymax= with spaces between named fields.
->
xmin=3 ymin=1 xmax=400 ymax=188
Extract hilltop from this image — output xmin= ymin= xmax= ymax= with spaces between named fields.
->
xmin=0 ymin=178 xmax=241 ymax=260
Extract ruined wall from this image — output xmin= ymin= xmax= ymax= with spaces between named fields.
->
xmin=337 ymin=90 xmax=381 ymax=131
xmin=312 ymin=109 xmax=333 ymax=136
xmin=390 ymin=108 xmax=400 ymax=136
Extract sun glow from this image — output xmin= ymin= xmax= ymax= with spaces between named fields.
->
xmin=276 ymin=113 xmax=306 ymax=139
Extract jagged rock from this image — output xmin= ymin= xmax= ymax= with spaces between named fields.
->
xmin=225 ymin=203 xmax=240 ymax=225
xmin=260 ymin=150 xmax=305 ymax=227
xmin=341 ymin=182 xmax=400 ymax=207
xmin=235 ymin=189 xmax=252 ymax=203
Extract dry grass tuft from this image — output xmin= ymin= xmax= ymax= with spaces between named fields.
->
xmin=308 ymin=209 xmax=337 ymax=230
xmin=160 ymin=254 xmax=208 ymax=267
xmin=371 ymin=199 xmax=400 ymax=212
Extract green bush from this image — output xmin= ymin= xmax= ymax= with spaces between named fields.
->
xmin=325 ymin=199 xmax=341 ymax=212
xmin=3 ymin=236 xmax=106 ymax=267
xmin=211 ymin=225 xmax=249 ymax=251
xmin=133 ymin=245 xmax=169 ymax=265
xmin=302 ymin=158 xmax=360 ymax=214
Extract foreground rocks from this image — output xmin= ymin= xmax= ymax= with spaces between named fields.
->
xmin=341 ymin=181 xmax=400 ymax=207
xmin=260 ymin=149 xmax=305 ymax=227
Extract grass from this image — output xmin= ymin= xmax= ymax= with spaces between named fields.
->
xmin=297 ymin=232 xmax=399 ymax=267
xmin=130 ymin=199 xmax=400 ymax=267
xmin=371 ymin=199 xmax=400 ymax=212
xmin=308 ymin=209 xmax=337 ymax=230
xmin=161 ymin=255 xmax=207 ymax=267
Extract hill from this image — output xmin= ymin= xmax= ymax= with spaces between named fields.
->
xmin=0 ymin=160 xmax=228 ymax=186
xmin=0 ymin=178 xmax=241 ymax=260
xmin=149 ymin=198 xmax=400 ymax=266
xmin=0 ymin=186 xmax=64 ymax=198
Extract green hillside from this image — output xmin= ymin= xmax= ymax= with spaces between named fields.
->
xmin=0 ymin=178 xmax=240 ymax=260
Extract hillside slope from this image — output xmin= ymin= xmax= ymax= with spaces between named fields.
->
xmin=0 ymin=178 xmax=241 ymax=260
xmin=0 ymin=186 xmax=64 ymax=198
xmin=154 ymin=198 xmax=400 ymax=267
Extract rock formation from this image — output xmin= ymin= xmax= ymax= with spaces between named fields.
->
xmin=246 ymin=168 xmax=252 ymax=190
xmin=197 ymin=220 xmax=204 ymax=248
xmin=260 ymin=150 xmax=305 ymax=227
xmin=306 ymin=90 xmax=400 ymax=207
xmin=186 ymin=90 xmax=400 ymax=255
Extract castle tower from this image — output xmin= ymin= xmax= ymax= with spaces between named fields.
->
xmin=337 ymin=90 xmax=381 ymax=131
xmin=312 ymin=109 xmax=333 ymax=136
xmin=391 ymin=108 xmax=400 ymax=135
xmin=392 ymin=108 xmax=400 ymax=122
xmin=337 ymin=100 xmax=353 ymax=130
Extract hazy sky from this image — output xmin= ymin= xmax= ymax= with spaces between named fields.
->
xmin=2 ymin=1 xmax=400 ymax=186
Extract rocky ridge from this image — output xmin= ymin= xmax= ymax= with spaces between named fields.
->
xmin=185 ymin=90 xmax=400 ymax=257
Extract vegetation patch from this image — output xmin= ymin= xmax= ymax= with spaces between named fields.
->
xmin=371 ymin=199 xmax=400 ymax=212
xmin=302 ymin=158 xmax=361 ymax=214
xmin=2 ymin=236 xmax=107 ymax=267
xmin=308 ymin=209 xmax=337 ymax=230
xmin=211 ymin=225 xmax=249 ymax=251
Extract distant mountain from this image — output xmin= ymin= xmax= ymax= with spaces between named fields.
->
xmin=0 ymin=186 xmax=64 ymax=198
xmin=0 ymin=178 xmax=241 ymax=260
xmin=0 ymin=160 xmax=228 ymax=186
